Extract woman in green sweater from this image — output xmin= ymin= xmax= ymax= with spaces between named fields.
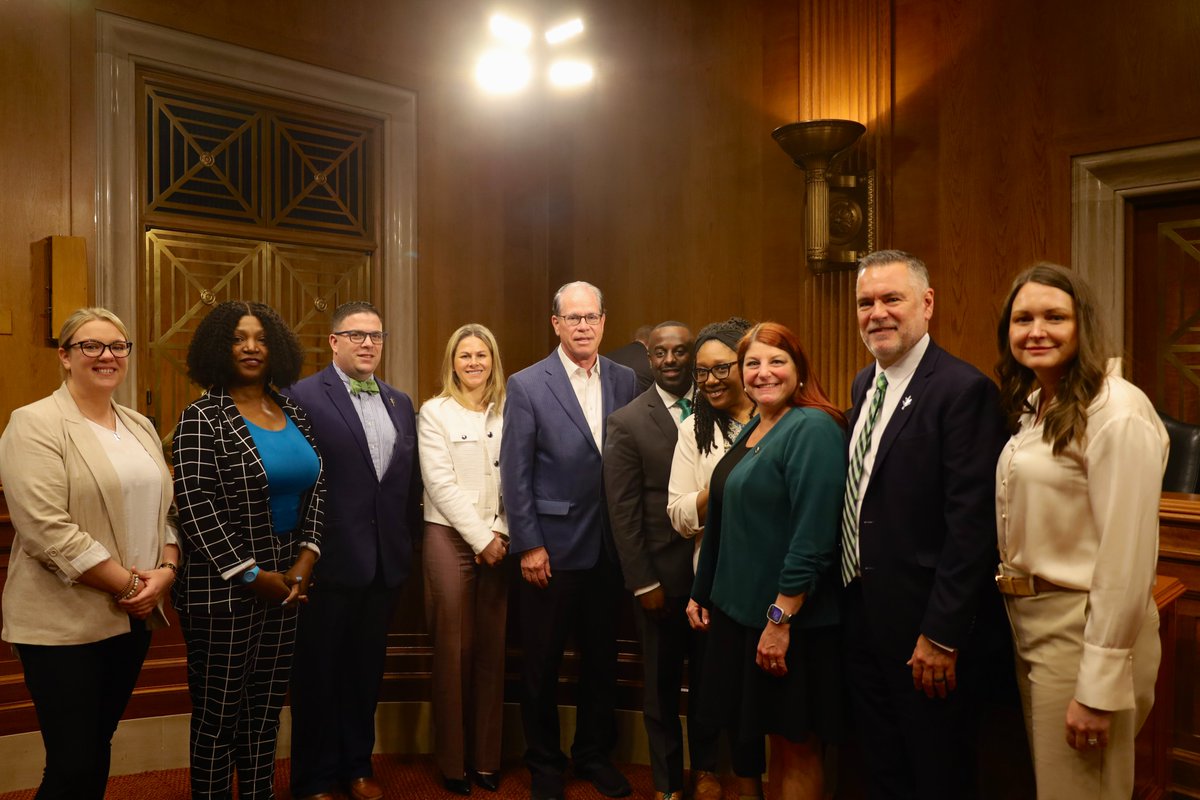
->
xmin=686 ymin=322 xmax=847 ymax=800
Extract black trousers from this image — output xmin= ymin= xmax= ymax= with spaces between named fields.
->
xmin=518 ymin=556 xmax=622 ymax=793
xmin=17 ymin=621 xmax=151 ymax=800
xmin=842 ymin=582 xmax=975 ymax=800
xmin=632 ymin=595 xmax=719 ymax=792
xmin=289 ymin=577 xmax=399 ymax=796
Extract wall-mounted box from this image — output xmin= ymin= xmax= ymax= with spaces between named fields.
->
xmin=34 ymin=236 xmax=89 ymax=344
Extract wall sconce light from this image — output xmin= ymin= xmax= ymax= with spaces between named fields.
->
xmin=772 ymin=119 xmax=875 ymax=273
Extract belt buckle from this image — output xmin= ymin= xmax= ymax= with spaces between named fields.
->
xmin=995 ymin=573 xmax=1036 ymax=597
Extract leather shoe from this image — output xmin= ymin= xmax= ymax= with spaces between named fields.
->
xmin=294 ymin=795 xmax=337 ymax=800
xmin=348 ymin=776 xmax=384 ymax=800
xmin=443 ymin=775 xmax=471 ymax=795
xmin=468 ymin=770 xmax=500 ymax=792
xmin=574 ymin=760 xmax=631 ymax=798
xmin=692 ymin=770 xmax=723 ymax=800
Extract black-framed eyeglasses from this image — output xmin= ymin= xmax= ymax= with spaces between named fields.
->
xmin=557 ymin=313 xmax=603 ymax=327
xmin=333 ymin=330 xmax=388 ymax=344
xmin=693 ymin=361 xmax=736 ymax=382
xmin=67 ymin=340 xmax=134 ymax=359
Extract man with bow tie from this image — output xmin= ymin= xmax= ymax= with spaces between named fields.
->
xmin=841 ymin=251 xmax=1009 ymax=799
xmin=284 ymin=301 xmax=421 ymax=800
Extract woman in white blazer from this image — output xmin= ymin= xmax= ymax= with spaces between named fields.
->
xmin=419 ymin=323 xmax=509 ymax=795
xmin=0 ymin=308 xmax=179 ymax=799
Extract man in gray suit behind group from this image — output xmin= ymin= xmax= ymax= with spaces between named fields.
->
xmin=501 ymin=281 xmax=639 ymax=800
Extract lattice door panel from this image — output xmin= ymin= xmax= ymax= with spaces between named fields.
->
xmin=1157 ymin=219 xmax=1200 ymax=420
xmin=270 ymin=243 xmax=372 ymax=376
xmin=141 ymin=229 xmax=371 ymax=445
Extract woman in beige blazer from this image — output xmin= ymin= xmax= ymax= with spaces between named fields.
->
xmin=418 ymin=323 xmax=509 ymax=794
xmin=0 ymin=307 xmax=179 ymax=799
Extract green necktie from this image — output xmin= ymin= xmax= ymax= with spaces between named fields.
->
xmin=677 ymin=396 xmax=693 ymax=420
xmin=841 ymin=372 xmax=888 ymax=585
xmin=350 ymin=377 xmax=380 ymax=396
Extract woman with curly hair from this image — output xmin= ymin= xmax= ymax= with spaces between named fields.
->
xmin=172 ymin=301 xmax=325 ymax=800
xmin=995 ymin=263 xmax=1167 ymax=798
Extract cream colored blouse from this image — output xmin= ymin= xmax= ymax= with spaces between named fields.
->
xmin=996 ymin=367 xmax=1168 ymax=710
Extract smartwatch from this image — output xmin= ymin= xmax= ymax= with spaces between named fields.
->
xmin=766 ymin=603 xmax=794 ymax=625
xmin=240 ymin=565 xmax=261 ymax=584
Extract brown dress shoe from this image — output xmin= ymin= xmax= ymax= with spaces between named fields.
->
xmin=692 ymin=770 xmax=724 ymax=800
xmin=348 ymin=776 xmax=384 ymax=800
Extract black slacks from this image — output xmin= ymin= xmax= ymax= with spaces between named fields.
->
xmin=289 ymin=576 xmax=399 ymax=796
xmin=518 ymin=555 xmax=623 ymax=793
xmin=842 ymin=582 xmax=975 ymax=800
xmin=17 ymin=621 xmax=151 ymax=800
xmin=632 ymin=595 xmax=719 ymax=792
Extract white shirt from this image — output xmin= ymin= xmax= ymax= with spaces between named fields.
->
xmin=557 ymin=345 xmax=603 ymax=450
xmin=846 ymin=333 xmax=932 ymax=523
xmin=996 ymin=365 xmax=1167 ymax=710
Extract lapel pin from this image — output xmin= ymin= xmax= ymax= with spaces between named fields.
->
xmin=901 ymin=395 xmax=913 ymax=410
xmin=389 ymin=396 xmax=395 ymax=407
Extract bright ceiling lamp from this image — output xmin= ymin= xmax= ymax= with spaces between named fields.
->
xmin=544 ymin=18 xmax=584 ymax=45
xmin=488 ymin=13 xmax=532 ymax=48
xmin=548 ymin=60 xmax=594 ymax=88
xmin=476 ymin=49 xmax=533 ymax=94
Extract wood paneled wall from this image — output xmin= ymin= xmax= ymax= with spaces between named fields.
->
xmin=2 ymin=0 xmax=1199 ymax=422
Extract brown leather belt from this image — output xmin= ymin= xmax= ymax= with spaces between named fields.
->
xmin=994 ymin=572 xmax=1077 ymax=597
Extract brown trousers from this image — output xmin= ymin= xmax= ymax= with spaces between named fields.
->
xmin=423 ymin=521 xmax=510 ymax=778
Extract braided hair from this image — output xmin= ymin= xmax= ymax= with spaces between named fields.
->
xmin=692 ymin=316 xmax=754 ymax=456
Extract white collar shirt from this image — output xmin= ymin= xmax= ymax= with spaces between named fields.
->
xmin=557 ymin=345 xmax=603 ymax=450
xmin=654 ymin=384 xmax=693 ymax=426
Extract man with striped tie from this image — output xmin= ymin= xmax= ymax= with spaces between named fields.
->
xmin=840 ymin=250 xmax=1008 ymax=799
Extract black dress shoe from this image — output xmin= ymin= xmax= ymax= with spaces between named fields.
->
xmin=469 ymin=769 xmax=500 ymax=791
xmin=443 ymin=775 xmax=471 ymax=795
xmin=574 ymin=760 xmax=632 ymax=798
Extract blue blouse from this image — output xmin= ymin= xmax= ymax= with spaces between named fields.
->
xmin=244 ymin=415 xmax=321 ymax=534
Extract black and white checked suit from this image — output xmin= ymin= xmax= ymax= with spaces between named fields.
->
xmin=172 ymin=387 xmax=325 ymax=800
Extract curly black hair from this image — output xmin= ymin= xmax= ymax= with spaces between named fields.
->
xmin=186 ymin=301 xmax=304 ymax=390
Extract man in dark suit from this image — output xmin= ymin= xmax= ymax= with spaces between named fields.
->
xmin=603 ymin=322 xmax=723 ymax=800
xmin=841 ymin=250 xmax=1008 ymax=799
xmin=605 ymin=324 xmax=655 ymax=393
xmin=284 ymin=301 xmax=421 ymax=800
xmin=501 ymin=281 xmax=639 ymax=800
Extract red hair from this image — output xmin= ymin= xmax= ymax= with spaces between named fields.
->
xmin=737 ymin=322 xmax=846 ymax=429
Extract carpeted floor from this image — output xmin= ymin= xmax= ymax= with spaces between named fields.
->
xmin=0 ymin=755 xmax=750 ymax=799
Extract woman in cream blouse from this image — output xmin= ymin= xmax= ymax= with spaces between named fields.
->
xmin=995 ymin=263 xmax=1168 ymax=799
xmin=419 ymin=323 xmax=509 ymax=795
xmin=0 ymin=308 xmax=179 ymax=799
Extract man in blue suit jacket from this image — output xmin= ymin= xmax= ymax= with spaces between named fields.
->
xmin=501 ymin=281 xmax=639 ymax=800
xmin=284 ymin=302 xmax=421 ymax=800
xmin=841 ymin=251 xmax=1010 ymax=800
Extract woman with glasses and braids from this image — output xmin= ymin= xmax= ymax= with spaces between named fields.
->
xmin=0 ymin=308 xmax=179 ymax=798
xmin=172 ymin=300 xmax=325 ymax=800
xmin=667 ymin=317 xmax=756 ymax=553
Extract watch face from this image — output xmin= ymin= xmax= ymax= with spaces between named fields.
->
xmin=768 ymin=604 xmax=782 ymax=623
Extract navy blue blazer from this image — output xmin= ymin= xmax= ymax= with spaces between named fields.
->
xmin=501 ymin=350 xmax=638 ymax=571
xmin=849 ymin=339 xmax=1007 ymax=660
xmin=285 ymin=365 xmax=420 ymax=588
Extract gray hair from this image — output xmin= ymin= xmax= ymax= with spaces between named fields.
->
xmin=857 ymin=249 xmax=931 ymax=291
xmin=552 ymin=281 xmax=605 ymax=315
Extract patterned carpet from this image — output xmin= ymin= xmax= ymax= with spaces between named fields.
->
xmin=0 ymin=755 xmax=749 ymax=799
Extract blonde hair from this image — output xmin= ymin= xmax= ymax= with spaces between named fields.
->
xmin=58 ymin=307 xmax=131 ymax=378
xmin=436 ymin=324 xmax=505 ymax=410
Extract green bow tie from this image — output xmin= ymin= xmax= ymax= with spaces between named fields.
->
xmin=349 ymin=377 xmax=379 ymax=396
